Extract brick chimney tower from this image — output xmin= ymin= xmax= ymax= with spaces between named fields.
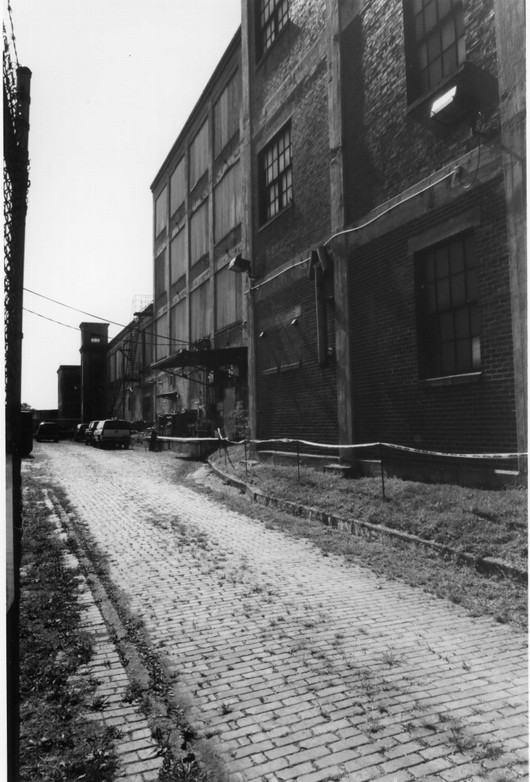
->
xmin=79 ymin=322 xmax=109 ymax=422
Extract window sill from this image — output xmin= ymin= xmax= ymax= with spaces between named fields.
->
xmin=255 ymin=21 xmax=290 ymax=69
xmin=258 ymin=201 xmax=293 ymax=232
xmin=262 ymin=361 xmax=301 ymax=376
xmin=419 ymin=371 xmax=482 ymax=388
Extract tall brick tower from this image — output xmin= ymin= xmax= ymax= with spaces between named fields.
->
xmin=80 ymin=322 xmax=109 ymax=422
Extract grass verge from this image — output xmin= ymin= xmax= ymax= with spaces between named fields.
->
xmin=205 ymin=446 xmax=527 ymax=631
xmin=19 ymin=479 xmax=119 ymax=782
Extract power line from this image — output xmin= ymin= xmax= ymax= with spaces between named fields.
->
xmin=24 ymin=287 xmax=132 ymax=330
xmin=23 ymin=308 xmax=79 ymax=332
xmin=23 ymin=287 xmax=188 ymax=345
xmin=22 ymin=307 xmax=186 ymax=348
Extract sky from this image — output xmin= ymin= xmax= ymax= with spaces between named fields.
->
xmin=9 ymin=0 xmax=242 ymax=410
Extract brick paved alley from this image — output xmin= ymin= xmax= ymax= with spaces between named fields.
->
xmin=27 ymin=444 xmax=528 ymax=782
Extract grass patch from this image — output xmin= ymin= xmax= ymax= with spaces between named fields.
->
xmin=19 ymin=480 xmax=119 ymax=782
xmin=205 ymin=448 xmax=527 ymax=630
xmin=212 ymin=447 xmax=527 ymax=567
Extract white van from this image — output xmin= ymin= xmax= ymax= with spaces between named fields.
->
xmin=93 ymin=419 xmax=131 ymax=449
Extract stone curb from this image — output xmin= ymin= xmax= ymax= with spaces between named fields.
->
xmin=207 ymin=458 xmax=527 ymax=584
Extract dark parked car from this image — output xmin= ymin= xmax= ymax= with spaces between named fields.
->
xmin=93 ymin=419 xmax=131 ymax=449
xmin=73 ymin=423 xmax=88 ymax=442
xmin=85 ymin=420 xmax=100 ymax=446
xmin=35 ymin=421 xmax=60 ymax=443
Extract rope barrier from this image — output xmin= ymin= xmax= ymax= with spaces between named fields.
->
xmin=147 ymin=434 xmax=525 ymax=461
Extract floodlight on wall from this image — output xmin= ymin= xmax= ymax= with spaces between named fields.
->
xmin=258 ymin=331 xmax=267 ymax=339
xmin=290 ymin=318 xmax=299 ymax=326
xmin=430 ymin=83 xmax=478 ymax=127
xmin=228 ymin=254 xmax=252 ymax=274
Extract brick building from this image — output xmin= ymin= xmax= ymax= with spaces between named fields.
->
xmin=106 ymin=302 xmax=154 ymax=424
xmin=57 ymin=365 xmax=81 ymax=419
xmin=144 ymin=0 xmax=524 ymax=476
xmin=237 ymin=0 xmax=525 ymax=475
xmin=149 ymin=30 xmax=249 ymax=437
xmin=79 ymin=322 xmax=109 ymax=423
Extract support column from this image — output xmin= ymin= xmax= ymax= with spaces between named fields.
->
xmin=327 ymin=0 xmax=354 ymax=451
xmin=494 ymin=0 xmax=527 ymax=466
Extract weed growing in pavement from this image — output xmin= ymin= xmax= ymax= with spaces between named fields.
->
xmin=382 ymin=649 xmax=401 ymax=667
xmin=90 ymin=694 xmax=109 ymax=711
xmin=448 ymin=724 xmax=478 ymax=753
xmin=123 ymin=680 xmax=145 ymax=703
xmin=473 ymin=740 xmax=505 ymax=761
xmin=316 ymin=700 xmax=331 ymax=720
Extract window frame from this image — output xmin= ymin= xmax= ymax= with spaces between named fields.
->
xmin=154 ymin=250 xmax=167 ymax=310
xmin=258 ymin=122 xmax=293 ymax=226
xmin=404 ymin=0 xmax=466 ymax=104
xmin=415 ymin=231 xmax=481 ymax=381
xmin=154 ymin=186 xmax=168 ymax=238
xmin=170 ymin=157 xmax=186 ymax=216
xmin=256 ymin=0 xmax=289 ymax=60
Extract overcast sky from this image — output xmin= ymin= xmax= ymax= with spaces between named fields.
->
xmin=10 ymin=0 xmax=241 ymax=409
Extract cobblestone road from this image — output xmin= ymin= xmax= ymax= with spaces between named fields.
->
xmin=30 ymin=443 xmax=527 ymax=782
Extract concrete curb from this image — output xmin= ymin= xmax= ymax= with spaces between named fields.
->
xmin=207 ymin=458 xmax=527 ymax=584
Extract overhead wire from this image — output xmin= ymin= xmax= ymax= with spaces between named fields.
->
xmin=22 ymin=307 xmax=186 ymax=349
xmin=23 ymin=287 xmax=188 ymax=346
xmin=249 ymin=165 xmax=460 ymax=294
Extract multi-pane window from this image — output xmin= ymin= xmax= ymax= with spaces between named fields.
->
xmin=156 ymin=313 xmax=169 ymax=361
xmin=214 ymin=162 xmax=241 ymax=242
xmin=190 ymin=281 xmax=210 ymax=342
xmin=154 ymin=251 xmax=167 ymax=310
xmin=259 ymin=124 xmax=292 ymax=224
xmin=170 ymin=229 xmax=186 ymax=297
xmin=170 ymin=157 xmax=186 ymax=215
xmin=171 ymin=299 xmax=187 ymax=346
xmin=215 ymin=265 xmax=243 ymax=330
xmin=214 ymin=72 xmax=241 ymax=157
xmin=416 ymin=233 xmax=480 ymax=378
xmin=189 ymin=121 xmax=209 ymax=190
xmin=405 ymin=0 xmax=465 ymax=100
xmin=190 ymin=200 xmax=209 ymax=264
xmin=155 ymin=186 xmax=167 ymax=237
xmin=258 ymin=0 xmax=289 ymax=58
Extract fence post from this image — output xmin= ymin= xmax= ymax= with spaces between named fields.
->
xmin=297 ymin=440 xmax=301 ymax=483
xmin=379 ymin=442 xmax=386 ymax=500
xmin=244 ymin=440 xmax=248 ymax=477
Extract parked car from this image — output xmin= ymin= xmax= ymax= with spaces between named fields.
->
xmin=93 ymin=419 xmax=131 ymax=449
xmin=85 ymin=420 xmax=100 ymax=446
xmin=73 ymin=423 xmax=88 ymax=442
xmin=35 ymin=421 xmax=60 ymax=443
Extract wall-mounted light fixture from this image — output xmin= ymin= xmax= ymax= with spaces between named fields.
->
xmin=290 ymin=318 xmax=299 ymax=326
xmin=429 ymin=85 xmax=475 ymax=126
xmin=228 ymin=254 xmax=252 ymax=274
xmin=258 ymin=331 xmax=267 ymax=339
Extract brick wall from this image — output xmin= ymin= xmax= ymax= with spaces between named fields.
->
xmin=341 ymin=0 xmax=500 ymax=223
xmin=249 ymin=0 xmax=331 ymax=278
xmin=248 ymin=0 xmax=337 ymax=441
xmin=349 ymin=178 xmax=517 ymax=453
xmin=254 ymin=272 xmax=338 ymax=443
